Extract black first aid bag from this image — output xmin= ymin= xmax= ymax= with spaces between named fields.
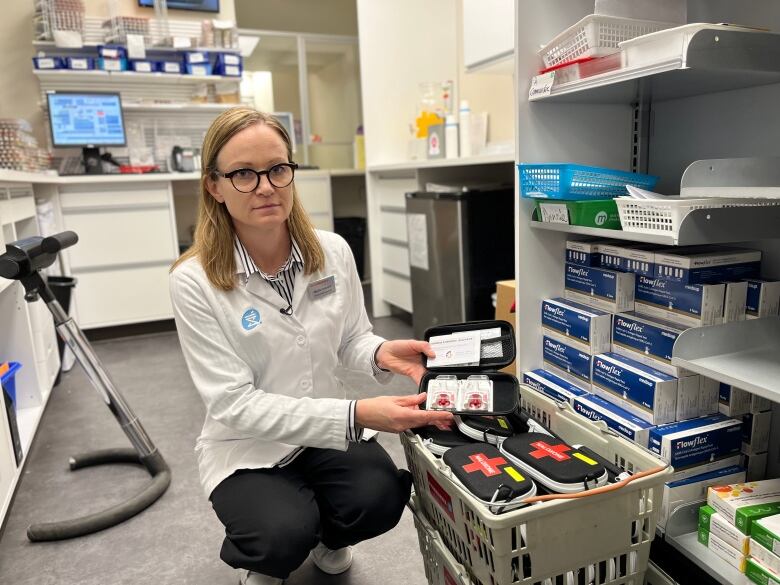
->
xmin=455 ymin=414 xmax=515 ymax=445
xmin=499 ymin=433 xmax=608 ymax=494
xmin=413 ymin=425 xmax=476 ymax=456
xmin=443 ymin=443 xmax=536 ymax=513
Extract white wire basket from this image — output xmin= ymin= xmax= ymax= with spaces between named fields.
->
xmin=402 ymin=384 xmax=672 ymax=585
xmin=411 ymin=496 xmax=474 ymax=585
xmin=539 ymin=14 xmax=674 ymax=68
xmin=615 ymin=196 xmax=780 ymax=237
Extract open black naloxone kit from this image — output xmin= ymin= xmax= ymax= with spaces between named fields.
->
xmin=418 ymin=320 xmax=519 ymax=416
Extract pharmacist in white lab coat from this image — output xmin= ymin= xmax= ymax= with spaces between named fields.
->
xmin=170 ymin=107 xmax=453 ymax=585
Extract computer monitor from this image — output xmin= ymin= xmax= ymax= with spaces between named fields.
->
xmin=47 ymin=91 xmax=127 ymax=175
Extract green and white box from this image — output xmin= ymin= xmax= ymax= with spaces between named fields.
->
xmin=704 ymin=531 xmax=747 ymax=572
xmin=699 ymin=505 xmax=750 ymax=554
xmin=708 ymin=479 xmax=780 ymax=535
xmin=746 ymin=557 xmax=780 ymax=585
xmin=751 ymin=538 xmax=780 ymax=577
xmin=752 ymin=515 xmax=780 ymax=558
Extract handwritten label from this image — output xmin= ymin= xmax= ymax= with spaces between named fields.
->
xmin=529 ymin=71 xmax=555 ymax=100
xmin=539 ymin=203 xmax=570 ymax=224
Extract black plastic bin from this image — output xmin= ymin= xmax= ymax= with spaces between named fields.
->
xmin=47 ymin=276 xmax=77 ymax=386
xmin=334 ymin=217 xmax=367 ymax=281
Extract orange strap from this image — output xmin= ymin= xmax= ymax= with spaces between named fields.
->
xmin=0 ymin=362 xmax=9 ymax=377
xmin=522 ymin=464 xmax=670 ymax=503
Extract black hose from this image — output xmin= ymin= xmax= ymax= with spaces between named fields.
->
xmin=26 ymin=449 xmax=171 ymax=542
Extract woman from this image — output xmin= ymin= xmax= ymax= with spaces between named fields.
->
xmin=170 ymin=107 xmax=453 ymax=585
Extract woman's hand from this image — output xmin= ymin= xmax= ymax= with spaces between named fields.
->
xmin=355 ymin=393 xmax=453 ymax=433
xmin=375 ymin=339 xmax=434 ymax=385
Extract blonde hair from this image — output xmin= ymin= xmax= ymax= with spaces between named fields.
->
xmin=171 ymin=107 xmax=324 ymax=290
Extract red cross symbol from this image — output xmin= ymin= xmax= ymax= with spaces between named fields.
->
xmin=462 ymin=453 xmax=507 ymax=477
xmin=529 ymin=441 xmax=571 ymax=462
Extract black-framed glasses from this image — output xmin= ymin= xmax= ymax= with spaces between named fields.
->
xmin=215 ymin=162 xmax=299 ymax=192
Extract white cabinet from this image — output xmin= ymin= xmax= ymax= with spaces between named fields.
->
xmin=463 ymin=0 xmax=515 ymax=72
xmin=295 ymin=173 xmax=334 ymax=232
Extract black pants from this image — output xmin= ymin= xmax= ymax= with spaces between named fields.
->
xmin=210 ymin=440 xmax=413 ymax=579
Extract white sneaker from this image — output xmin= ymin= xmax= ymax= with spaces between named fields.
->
xmin=310 ymin=542 xmax=353 ymax=575
xmin=238 ymin=570 xmax=283 ymax=585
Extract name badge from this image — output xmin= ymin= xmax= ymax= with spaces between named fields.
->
xmin=308 ymin=275 xmax=336 ymax=300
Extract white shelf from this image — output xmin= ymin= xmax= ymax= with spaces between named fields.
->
xmin=367 ymin=153 xmax=515 ymax=173
xmin=666 ymin=532 xmax=750 ymax=585
xmin=33 ymin=69 xmax=238 ymax=85
xmin=672 ymin=317 xmax=780 ymax=401
xmin=530 ymin=28 xmax=780 ymax=104
xmin=122 ymin=102 xmax=236 ymax=113
xmin=33 ymin=40 xmax=240 ymax=54
xmin=530 ymin=220 xmax=673 ymax=245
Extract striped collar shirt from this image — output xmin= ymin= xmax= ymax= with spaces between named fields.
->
xmin=233 ymin=236 xmax=303 ymax=307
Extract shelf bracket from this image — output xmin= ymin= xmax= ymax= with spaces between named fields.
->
xmin=630 ymin=79 xmax=652 ymax=174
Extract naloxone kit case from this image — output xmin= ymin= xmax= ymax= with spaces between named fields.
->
xmin=418 ymin=320 xmax=519 ymax=416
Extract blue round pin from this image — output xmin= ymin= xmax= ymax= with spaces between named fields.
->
xmin=241 ymin=308 xmax=262 ymax=331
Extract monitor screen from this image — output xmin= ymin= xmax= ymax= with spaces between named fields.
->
xmin=47 ymin=92 xmax=127 ymax=147
xmin=138 ymin=0 xmax=219 ymax=12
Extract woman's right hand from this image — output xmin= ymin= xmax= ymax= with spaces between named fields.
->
xmin=355 ymin=393 xmax=454 ymax=433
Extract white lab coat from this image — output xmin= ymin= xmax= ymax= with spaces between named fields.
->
xmin=170 ymin=230 xmax=391 ymax=496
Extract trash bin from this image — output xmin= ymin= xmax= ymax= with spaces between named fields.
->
xmin=334 ymin=217 xmax=367 ymax=281
xmin=47 ymin=276 xmax=77 ymax=386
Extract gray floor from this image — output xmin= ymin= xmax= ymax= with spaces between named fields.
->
xmin=0 ymin=311 xmax=428 ymax=585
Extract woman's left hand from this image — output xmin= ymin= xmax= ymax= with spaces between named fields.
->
xmin=375 ymin=340 xmax=434 ymax=385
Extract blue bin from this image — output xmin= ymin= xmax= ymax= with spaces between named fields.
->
xmin=1 ymin=362 xmax=22 ymax=407
xmin=518 ymin=163 xmax=658 ymax=200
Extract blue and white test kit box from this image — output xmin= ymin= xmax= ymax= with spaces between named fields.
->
xmin=523 ymin=369 xmax=589 ymax=405
xmin=599 ymin=243 xmax=662 ymax=277
xmin=541 ymin=297 xmax=612 ymax=354
xmin=572 ymin=394 xmax=654 ymax=447
xmin=654 ymin=247 xmax=761 ymax=284
xmin=565 ymin=239 xmax=611 ymax=266
xmin=648 ymin=414 xmax=742 ymax=471
xmin=634 ymin=275 xmax=725 ymax=327
xmin=564 ymin=263 xmax=635 ymax=314
xmin=718 ymin=384 xmax=772 ymax=417
xmin=591 ymin=352 xmax=678 ymax=424
xmin=542 ymin=334 xmax=593 ymax=387
xmin=745 ymin=278 xmax=780 ymax=319
xmin=611 ymin=312 xmax=691 ymax=377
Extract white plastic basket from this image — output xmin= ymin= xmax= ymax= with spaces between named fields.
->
xmin=539 ymin=14 xmax=674 ymax=68
xmin=402 ymin=384 xmax=672 ymax=585
xmin=411 ymin=496 xmax=474 ymax=585
xmin=615 ymin=196 xmax=780 ymax=236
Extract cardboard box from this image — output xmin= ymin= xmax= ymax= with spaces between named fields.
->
xmin=564 ymin=263 xmax=635 ymax=313
xmin=719 ymin=384 xmax=772 ymax=417
xmin=660 ymin=464 xmax=746 ymax=531
xmin=742 ymin=452 xmax=769 ymax=482
xmin=635 ymin=275 xmax=725 ymax=327
xmin=591 ymin=352 xmax=678 ymax=424
xmin=542 ymin=333 xmax=593 ymax=388
xmin=611 ymin=311 xmax=692 ymax=377
xmin=522 ymin=369 xmax=589 ymax=405
xmin=541 ymin=297 xmax=612 ymax=354
xmin=751 ymin=515 xmax=780 ymax=559
xmin=494 ymin=280 xmax=516 ymax=375
xmin=743 ymin=411 xmax=772 ymax=455
xmin=654 ymin=246 xmax=761 ymax=284
xmin=699 ymin=505 xmax=750 ymax=554
xmin=745 ymin=279 xmax=780 ymax=319
xmin=708 ymin=479 xmax=780 ymax=534
xmin=723 ymin=281 xmax=748 ymax=323
xmin=649 ymin=414 xmax=742 ymax=472
xmin=571 ymin=393 xmax=654 ymax=447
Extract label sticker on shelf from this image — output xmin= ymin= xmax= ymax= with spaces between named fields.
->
xmin=126 ymin=34 xmax=146 ymax=60
xmin=529 ymin=71 xmax=555 ymax=99
xmin=173 ymin=36 xmax=192 ymax=49
xmin=539 ymin=203 xmax=569 ymax=224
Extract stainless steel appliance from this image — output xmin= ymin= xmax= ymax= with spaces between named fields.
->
xmin=405 ymin=187 xmax=514 ymax=338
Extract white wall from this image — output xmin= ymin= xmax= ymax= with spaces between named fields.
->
xmin=356 ymin=0 xmax=458 ymax=166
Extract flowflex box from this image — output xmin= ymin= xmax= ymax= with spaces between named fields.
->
xmin=591 ymin=352 xmax=678 ymax=425
xmin=719 ymin=384 xmax=772 ymax=417
xmin=522 ymin=369 xmax=589 ymax=405
xmin=699 ymin=505 xmax=750 ymax=555
xmin=541 ymin=297 xmax=612 ymax=354
xmin=751 ymin=515 xmax=780 ymax=560
xmin=670 ymin=455 xmax=743 ymax=483
xmin=611 ymin=312 xmax=691 ymax=377
xmin=745 ymin=278 xmax=780 ymax=319
xmin=565 ymin=239 xmax=613 ymax=266
xmin=707 ymin=479 xmax=780 ymax=534
xmin=564 ymin=263 xmax=635 ymax=314
xmin=743 ymin=411 xmax=772 ymax=455
xmin=649 ymin=414 xmax=742 ymax=471
xmin=599 ymin=243 xmax=663 ymax=277
xmin=723 ymin=281 xmax=749 ymax=323
xmin=571 ymin=393 xmax=655 ymax=447
xmin=659 ymin=464 xmax=746 ymax=531
xmin=542 ymin=334 xmax=593 ymax=387
xmin=634 ymin=275 xmax=725 ymax=327
xmin=654 ymin=246 xmax=761 ymax=284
